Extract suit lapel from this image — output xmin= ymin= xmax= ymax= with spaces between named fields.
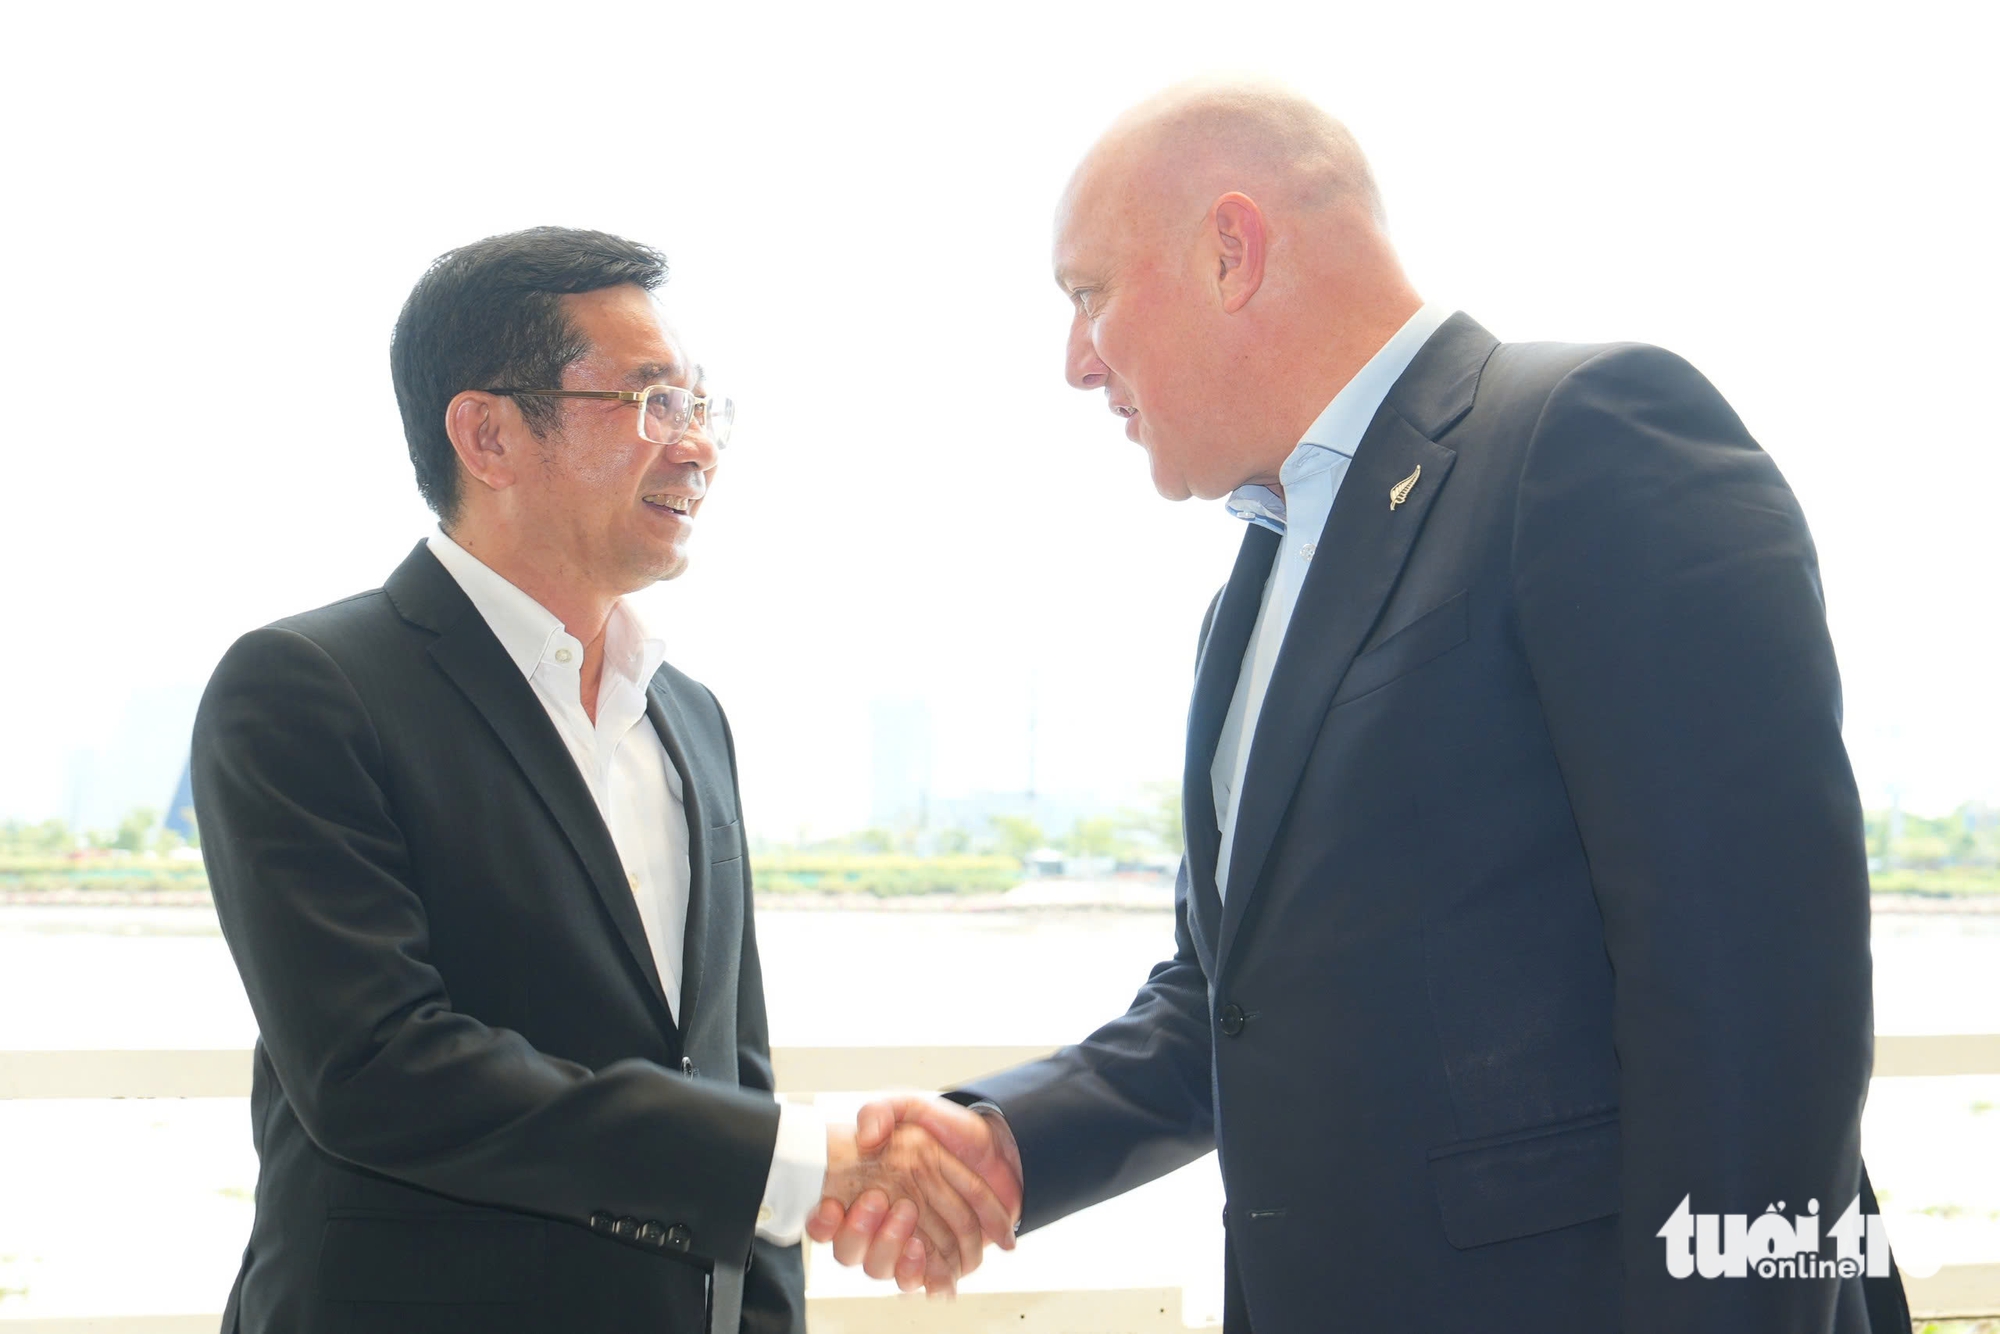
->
xmin=388 ymin=547 xmax=679 ymax=1036
xmin=1213 ymin=414 xmax=1457 ymax=981
xmin=1183 ymin=526 xmax=1280 ymax=934
xmin=1202 ymin=312 xmax=1497 ymax=978
xmin=645 ymin=680 xmax=711 ymax=1038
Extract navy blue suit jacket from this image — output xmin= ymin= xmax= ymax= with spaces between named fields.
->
xmin=960 ymin=315 xmax=1908 ymax=1333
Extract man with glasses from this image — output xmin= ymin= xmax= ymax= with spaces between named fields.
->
xmin=191 ymin=227 xmax=1016 ymax=1333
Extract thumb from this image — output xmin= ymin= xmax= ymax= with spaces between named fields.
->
xmin=859 ymin=1093 xmax=964 ymax=1153
xmin=855 ymin=1098 xmax=900 ymax=1151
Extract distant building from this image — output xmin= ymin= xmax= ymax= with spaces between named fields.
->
xmin=1025 ymin=847 xmax=1068 ymax=877
xmin=62 ymin=683 xmax=203 ymax=834
xmin=927 ymin=789 xmax=1102 ymax=846
xmin=869 ymin=697 xmax=933 ymax=832
xmin=163 ymin=760 xmax=197 ymax=841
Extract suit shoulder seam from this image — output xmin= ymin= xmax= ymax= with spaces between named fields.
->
xmin=241 ymin=625 xmax=392 ymax=771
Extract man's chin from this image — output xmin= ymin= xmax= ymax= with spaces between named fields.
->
xmin=649 ymin=549 xmax=691 ymax=584
xmin=1144 ymin=455 xmax=1196 ymax=502
xmin=623 ymin=539 xmax=690 ymax=589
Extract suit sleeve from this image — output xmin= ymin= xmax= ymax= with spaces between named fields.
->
xmin=192 ymin=626 xmax=780 ymax=1273
xmin=1510 ymin=345 xmax=1873 ymax=1332
xmin=716 ymin=698 xmax=809 ymax=1334
xmin=951 ymin=597 xmax=1224 ymax=1231
xmin=953 ymin=862 xmax=1217 ymax=1231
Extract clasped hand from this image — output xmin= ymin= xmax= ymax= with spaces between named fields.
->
xmin=814 ymin=1095 xmax=1024 ymax=1295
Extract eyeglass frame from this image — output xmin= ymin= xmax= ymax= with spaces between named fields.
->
xmin=484 ymin=383 xmax=733 ymax=448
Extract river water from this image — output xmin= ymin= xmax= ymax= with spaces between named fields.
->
xmin=0 ymin=903 xmax=1995 ymax=1321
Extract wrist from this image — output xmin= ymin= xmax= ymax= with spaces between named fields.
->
xmin=971 ymin=1105 xmax=1022 ymax=1176
xmin=970 ymin=1105 xmax=1025 ymax=1232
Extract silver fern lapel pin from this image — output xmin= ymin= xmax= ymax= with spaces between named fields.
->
xmin=1389 ymin=464 xmax=1422 ymax=510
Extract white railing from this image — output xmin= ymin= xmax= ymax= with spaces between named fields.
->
xmin=0 ymin=1291 xmax=1197 ymax=1334
xmin=2 ymin=1040 xmax=1997 ymax=1327
xmin=0 ymin=1044 xmax=1070 ymax=1101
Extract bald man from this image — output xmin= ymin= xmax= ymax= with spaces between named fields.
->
xmin=814 ymin=83 xmax=1910 ymax=1332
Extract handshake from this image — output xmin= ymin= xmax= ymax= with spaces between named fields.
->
xmin=812 ymin=1094 xmax=1026 ymax=1296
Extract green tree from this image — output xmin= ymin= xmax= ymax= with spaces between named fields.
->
xmin=111 ymin=807 xmax=159 ymax=853
xmin=1063 ymin=816 xmax=1118 ymax=859
xmin=1866 ymin=803 xmax=1999 ymax=871
xmin=1118 ymin=780 xmax=1183 ymax=855
xmin=988 ymin=815 xmax=1045 ymax=863
xmin=1 ymin=818 xmax=74 ymax=857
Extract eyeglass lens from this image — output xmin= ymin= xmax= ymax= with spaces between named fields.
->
xmin=640 ymin=386 xmax=734 ymax=448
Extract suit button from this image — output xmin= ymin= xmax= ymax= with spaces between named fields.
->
xmin=665 ymin=1223 xmax=692 ymax=1252
xmin=613 ymin=1216 xmax=638 ymax=1240
xmin=589 ymin=1211 xmax=615 ymax=1234
xmin=1219 ymin=1003 xmax=1246 ymax=1037
xmin=638 ymin=1221 xmax=666 ymax=1246
xmin=682 ymin=1057 xmax=697 ymax=1077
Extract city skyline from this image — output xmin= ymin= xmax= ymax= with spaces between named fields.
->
xmin=2 ymin=4 xmax=1993 ymax=834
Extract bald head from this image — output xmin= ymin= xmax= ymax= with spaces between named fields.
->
xmin=1055 ymin=79 xmax=1421 ymax=503
xmin=1065 ymin=78 xmax=1385 ymax=235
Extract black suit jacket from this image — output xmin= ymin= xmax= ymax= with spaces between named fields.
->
xmin=960 ymin=315 xmax=1909 ymax=1333
xmin=191 ymin=542 xmax=805 ymax=1334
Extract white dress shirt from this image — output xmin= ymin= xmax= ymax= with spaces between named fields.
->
xmin=425 ymin=529 xmax=825 ymax=1246
xmin=1209 ymin=304 xmax=1453 ymax=897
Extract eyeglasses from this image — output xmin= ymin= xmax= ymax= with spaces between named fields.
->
xmin=487 ymin=383 xmax=735 ymax=449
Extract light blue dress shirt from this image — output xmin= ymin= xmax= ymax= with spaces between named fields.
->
xmin=1209 ymin=303 xmax=1453 ymax=897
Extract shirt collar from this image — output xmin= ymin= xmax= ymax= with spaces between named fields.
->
xmin=1225 ymin=302 xmax=1456 ymax=534
xmin=425 ymin=526 xmax=666 ymax=691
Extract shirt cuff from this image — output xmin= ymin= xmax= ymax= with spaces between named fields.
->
xmin=754 ymin=1100 xmax=828 ymax=1247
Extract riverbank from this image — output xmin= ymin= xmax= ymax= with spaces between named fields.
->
xmin=4 ymin=883 xmax=1996 ymax=914
xmin=0 ymin=879 xmax=1177 ymax=914
xmin=10 ymin=848 xmax=1996 ymax=910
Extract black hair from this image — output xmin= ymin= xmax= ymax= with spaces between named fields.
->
xmin=389 ymin=227 xmax=668 ymax=522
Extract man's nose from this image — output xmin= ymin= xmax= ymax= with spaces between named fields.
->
xmin=1065 ymin=315 xmax=1108 ymax=391
xmin=672 ymin=424 xmax=719 ymax=469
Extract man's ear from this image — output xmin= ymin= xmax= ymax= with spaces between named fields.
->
xmin=443 ymin=390 xmax=519 ymax=495
xmin=1212 ymin=192 xmax=1268 ymax=314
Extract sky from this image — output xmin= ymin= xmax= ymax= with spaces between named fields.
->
xmin=1 ymin=0 xmax=1994 ymax=835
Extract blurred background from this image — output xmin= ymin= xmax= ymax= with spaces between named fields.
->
xmin=0 ymin=0 xmax=1994 ymax=1327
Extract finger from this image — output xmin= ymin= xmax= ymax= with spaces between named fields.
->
xmin=895 ymin=1231 xmax=928 ymax=1293
xmin=915 ymin=1243 xmax=956 ymax=1296
xmin=805 ymin=1197 xmax=845 ymax=1245
xmin=855 ymin=1099 xmax=895 ymax=1153
xmin=873 ymin=1129 xmax=965 ymax=1276
xmin=894 ymin=1234 xmax=927 ymax=1291
xmin=912 ymin=1203 xmax=966 ymax=1281
xmin=831 ymin=1189 xmax=888 ymax=1268
xmin=934 ymin=1141 xmax=1015 ymax=1253
xmin=900 ymin=1101 xmax=1023 ymax=1242
xmin=902 ymin=1149 xmax=979 ymax=1275
xmin=944 ymin=1108 xmax=1025 ymax=1248
xmin=864 ymin=1197 xmax=920 ymax=1281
